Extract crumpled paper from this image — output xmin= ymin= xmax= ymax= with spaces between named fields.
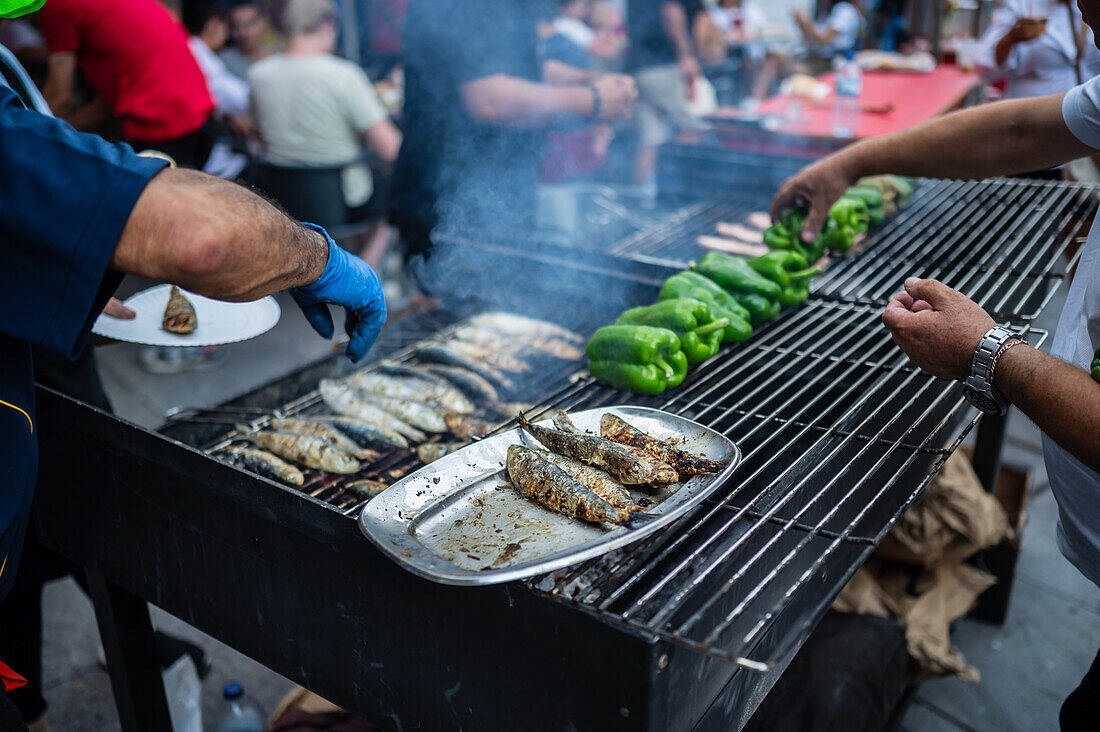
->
xmin=834 ymin=452 xmax=1011 ymax=683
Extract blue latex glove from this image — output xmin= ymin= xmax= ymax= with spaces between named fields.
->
xmin=291 ymin=224 xmax=387 ymax=362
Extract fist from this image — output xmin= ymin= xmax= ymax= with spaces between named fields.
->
xmin=1011 ymin=17 xmax=1046 ymax=42
xmin=592 ymin=73 xmax=637 ymax=122
xmin=880 ymin=278 xmax=995 ymax=381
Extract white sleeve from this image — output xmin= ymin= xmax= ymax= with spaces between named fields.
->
xmin=827 ymin=4 xmax=859 ymax=35
xmin=973 ymin=3 xmax=1020 ymax=81
xmin=1062 ymin=76 xmax=1100 ymax=149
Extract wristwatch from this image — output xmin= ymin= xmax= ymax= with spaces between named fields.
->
xmin=961 ymin=325 xmax=1026 ymax=415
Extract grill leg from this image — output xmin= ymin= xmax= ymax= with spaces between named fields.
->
xmin=968 ymin=410 xmax=1017 ymax=625
xmin=86 ymin=570 xmax=172 ymax=732
xmin=970 ymin=410 xmax=1008 ymax=493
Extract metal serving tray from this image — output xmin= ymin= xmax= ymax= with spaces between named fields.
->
xmin=358 ymin=406 xmax=740 ymax=586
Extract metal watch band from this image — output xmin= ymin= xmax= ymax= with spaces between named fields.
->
xmin=963 ymin=325 xmax=1025 ymax=415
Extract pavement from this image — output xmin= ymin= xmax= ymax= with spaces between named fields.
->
xmin=32 ymin=272 xmax=1100 ymax=730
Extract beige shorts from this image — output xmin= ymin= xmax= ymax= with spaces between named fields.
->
xmin=633 ymin=63 xmax=709 ymax=146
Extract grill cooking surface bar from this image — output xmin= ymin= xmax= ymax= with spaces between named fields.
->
xmin=516 ymin=301 xmax=1045 ymax=670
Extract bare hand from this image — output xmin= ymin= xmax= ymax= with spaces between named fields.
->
xmin=1010 ymin=17 xmax=1046 ymax=42
xmin=89 ymin=297 xmax=136 ymax=346
xmin=592 ymin=73 xmax=637 ymax=122
xmin=880 ymin=278 xmax=995 ymax=381
xmin=679 ymin=55 xmax=703 ymax=87
xmin=770 ymin=155 xmax=858 ymax=242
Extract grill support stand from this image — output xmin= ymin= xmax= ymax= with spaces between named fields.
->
xmin=85 ymin=570 xmax=172 ymax=732
xmin=970 ymin=411 xmax=1008 ymax=495
xmin=967 ymin=409 xmax=1016 ymax=624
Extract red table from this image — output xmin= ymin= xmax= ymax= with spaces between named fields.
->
xmin=706 ymin=65 xmax=981 ymax=147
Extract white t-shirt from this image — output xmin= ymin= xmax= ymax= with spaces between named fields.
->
xmin=1044 ymin=78 xmax=1100 ymax=589
xmin=812 ymin=1 xmax=860 ymax=57
xmin=249 ymin=53 xmax=387 ymax=207
xmin=189 ymin=37 xmax=250 ymax=117
xmin=975 ymin=0 xmax=1100 ymax=99
xmin=707 ymin=2 xmax=768 ymax=60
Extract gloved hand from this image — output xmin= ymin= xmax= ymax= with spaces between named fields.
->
xmin=291 ymin=224 xmax=387 ymax=362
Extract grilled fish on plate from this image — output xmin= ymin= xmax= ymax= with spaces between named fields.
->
xmin=601 ymin=413 xmax=728 ymax=475
xmin=517 ymin=413 xmax=665 ymax=486
xmin=537 ymin=450 xmax=642 ymax=513
xmin=553 ymin=410 xmax=678 ymax=486
xmin=162 ymin=285 xmax=197 ymax=334
xmin=505 ymin=445 xmax=629 ymax=524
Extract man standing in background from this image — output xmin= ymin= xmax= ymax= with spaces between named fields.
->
xmin=626 ymin=0 xmax=707 ymax=188
xmin=39 ymin=0 xmax=217 ymax=169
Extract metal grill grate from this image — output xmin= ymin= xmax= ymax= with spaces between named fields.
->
xmin=811 ymin=178 xmax=1095 ymax=321
xmin=511 ymin=300 xmax=1046 ymax=670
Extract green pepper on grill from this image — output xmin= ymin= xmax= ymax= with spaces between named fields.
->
xmin=658 ymin=272 xmax=753 ymax=342
xmin=616 ymin=299 xmax=729 ymax=364
xmin=843 ymin=185 xmax=886 ymax=224
xmin=738 ymin=293 xmax=781 ymax=325
xmin=586 ymin=325 xmax=688 ymax=394
xmin=691 ymin=252 xmax=783 ymax=300
xmin=832 ymin=196 xmax=870 ymax=235
xmin=747 ymin=251 xmax=819 ymax=289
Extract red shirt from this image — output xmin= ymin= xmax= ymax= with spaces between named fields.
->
xmin=40 ymin=0 xmax=214 ymax=141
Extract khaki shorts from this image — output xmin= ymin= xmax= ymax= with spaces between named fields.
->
xmin=634 ymin=63 xmax=709 ymax=146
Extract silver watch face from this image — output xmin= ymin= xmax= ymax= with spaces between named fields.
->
xmin=962 ymin=385 xmax=1002 ymax=415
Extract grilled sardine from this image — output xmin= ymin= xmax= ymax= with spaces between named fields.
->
xmin=348 ymin=372 xmax=475 ymax=415
xmin=416 ymin=345 xmax=514 ymax=389
xmin=269 ymin=417 xmax=375 ymax=459
xmin=445 ymin=413 xmax=494 ymax=439
xmin=343 ymin=478 xmax=388 ymax=499
xmin=361 ymin=393 xmax=447 ymax=433
xmin=537 ymin=450 xmax=642 ymax=512
xmin=452 ymin=324 xmax=583 ymax=361
xmin=423 ymin=365 xmax=499 ymax=404
xmin=506 ymin=445 xmax=628 ymax=524
xmin=442 ymin=339 xmax=530 ymax=373
xmin=216 ymin=446 xmax=304 ymax=486
xmin=554 ymin=410 xmax=678 ymax=485
xmin=516 ymin=413 xmax=664 ymax=485
xmin=162 ymin=286 xmax=197 ymax=334
xmin=313 ymin=415 xmax=407 ymax=450
xmin=240 ymin=428 xmax=360 ymax=474
xmin=417 ymin=442 xmax=464 ymax=464
xmin=468 ymin=312 xmax=584 ymax=344
xmin=319 ymin=380 xmax=426 ymax=442
xmin=601 ymin=413 xmax=728 ymax=475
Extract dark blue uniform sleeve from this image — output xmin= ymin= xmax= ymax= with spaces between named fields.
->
xmin=0 ymin=85 xmax=167 ymax=358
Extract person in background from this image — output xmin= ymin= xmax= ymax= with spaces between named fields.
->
xmin=770 ymin=0 xmax=1100 ymax=720
xmin=391 ymin=0 xmax=637 ymax=280
xmin=0 ymin=18 xmax=47 ymax=84
xmin=38 ymin=0 xmax=217 ymax=169
xmin=249 ymin=0 xmax=402 ymax=269
xmin=183 ymin=0 xmax=255 ymax=180
xmin=793 ymin=0 xmax=864 ymax=68
xmin=626 ymin=0 xmax=708 ymax=188
xmin=221 ymin=0 xmax=279 ymax=81
xmin=975 ymin=0 xmax=1100 ymax=101
xmin=694 ymin=0 xmax=781 ymax=103
xmin=541 ymin=0 xmax=617 ymax=183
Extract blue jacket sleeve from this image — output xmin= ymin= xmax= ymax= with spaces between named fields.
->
xmin=0 ymin=85 xmax=167 ymax=357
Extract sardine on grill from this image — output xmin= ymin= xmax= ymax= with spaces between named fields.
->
xmin=416 ymin=441 xmax=464 ymax=464
xmin=451 ymin=324 xmax=583 ymax=361
xmin=319 ymin=380 xmax=426 ymax=442
xmin=239 ymin=428 xmax=360 ymax=474
xmin=162 ymin=285 xmax=197 ymax=334
xmin=553 ymin=410 xmax=678 ymax=486
xmin=343 ymin=478 xmax=389 ymax=499
xmin=423 ymin=365 xmax=499 ymax=404
xmin=313 ymin=415 xmax=408 ymax=450
xmin=444 ymin=413 xmax=495 ymax=440
xmin=269 ymin=417 xmax=375 ymax=459
xmin=516 ymin=413 xmax=667 ymax=486
xmin=361 ymin=393 xmax=447 ymax=433
xmin=347 ymin=372 xmax=475 ymax=415
xmin=442 ymin=339 xmax=531 ymax=374
xmin=505 ymin=445 xmax=629 ymax=524
xmin=215 ymin=446 xmax=304 ymax=486
xmin=601 ymin=413 xmax=728 ymax=475
xmin=415 ymin=344 xmax=514 ymax=389
xmin=467 ymin=312 xmax=584 ymax=344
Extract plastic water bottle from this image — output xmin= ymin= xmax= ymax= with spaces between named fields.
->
xmin=212 ymin=682 xmax=266 ymax=732
xmin=832 ymin=53 xmax=862 ymax=138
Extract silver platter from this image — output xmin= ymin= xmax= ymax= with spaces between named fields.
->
xmin=358 ymin=406 xmax=740 ymax=586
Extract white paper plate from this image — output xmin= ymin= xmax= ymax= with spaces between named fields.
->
xmin=92 ymin=284 xmax=280 ymax=347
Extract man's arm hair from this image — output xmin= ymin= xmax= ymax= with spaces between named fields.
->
xmin=42 ymin=52 xmax=75 ymax=118
xmin=837 ymin=93 xmax=1094 ymax=180
xmin=460 ymin=74 xmax=593 ymax=126
xmin=110 ymin=169 xmax=328 ymax=301
xmin=995 ymin=345 xmax=1100 ymax=474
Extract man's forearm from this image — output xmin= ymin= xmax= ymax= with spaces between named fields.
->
xmin=661 ymin=1 xmax=695 ymax=60
xmin=543 ymin=59 xmax=600 ymax=86
xmin=111 ymin=169 xmax=328 ymax=301
xmin=461 ymin=75 xmax=592 ymax=126
xmin=835 ymin=94 xmax=1090 ymax=181
xmin=995 ymin=344 xmax=1100 ymax=474
xmin=66 ymin=97 xmax=109 ymax=132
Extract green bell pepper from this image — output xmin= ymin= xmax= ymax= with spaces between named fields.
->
xmin=830 ymin=197 xmax=870 ymax=236
xmin=691 ymin=252 xmax=783 ymax=300
xmin=845 ymin=186 xmax=887 ymax=225
xmin=738 ymin=293 xmax=781 ymax=325
xmin=586 ymin=325 xmax=688 ymax=394
xmin=616 ymin=299 xmax=729 ymax=364
xmin=747 ymin=251 xmax=819 ymax=289
xmin=1092 ymin=346 xmax=1100 ymax=384
xmin=658 ymin=273 xmax=752 ymax=342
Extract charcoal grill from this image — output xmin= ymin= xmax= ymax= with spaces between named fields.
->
xmin=30 ymin=177 xmax=1082 ymax=731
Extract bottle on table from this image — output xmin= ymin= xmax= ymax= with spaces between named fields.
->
xmin=212 ymin=682 xmax=267 ymax=732
xmin=832 ymin=52 xmax=862 ymax=138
